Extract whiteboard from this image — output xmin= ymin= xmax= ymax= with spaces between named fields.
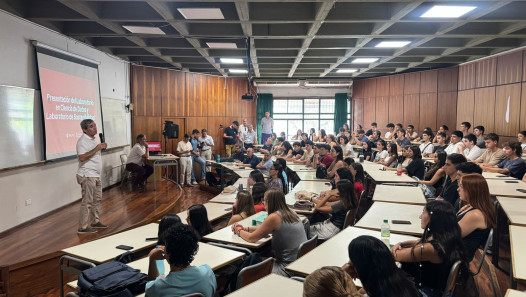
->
xmin=101 ymin=97 xmax=128 ymax=148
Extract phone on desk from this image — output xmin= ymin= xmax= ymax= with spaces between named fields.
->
xmin=392 ymin=220 xmax=411 ymax=225
xmin=116 ymin=245 xmax=133 ymax=250
xmin=517 ymin=189 xmax=526 ymax=193
xmin=505 ymin=181 xmax=519 ymax=183
xmin=145 ymin=237 xmax=158 ymax=242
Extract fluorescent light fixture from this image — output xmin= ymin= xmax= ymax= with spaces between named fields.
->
xmin=351 ymin=58 xmax=379 ymax=64
xmin=336 ymin=69 xmax=358 ymax=73
xmin=220 ymin=58 xmax=243 ymax=64
xmin=305 ymin=82 xmax=352 ymax=87
xmin=255 ymin=82 xmax=299 ymax=87
xmin=421 ymin=5 xmax=476 ymax=18
xmin=229 ymin=69 xmax=248 ymax=73
xmin=177 ymin=8 xmax=224 ymax=19
xmin=207 ymin=42 xmax=238 ymax=49
xmin=375 ymin=41 xmax=410 ymax=48
xmin=122 ymin=25 xmax=165 ymax=35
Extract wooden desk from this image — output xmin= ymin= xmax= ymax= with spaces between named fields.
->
xmin=486 ymin=179 xmax=526 ymax=198
xmin=295 ymin=171 xmax=329 ymax=181
xmin=506 ymin=289 xmax=526 ymax=297
xmin=355 ymin=202 xmax=424 ymax=236
xmin=148 ymin=154 xmax=180 ymax=190
xmin=225 ymin=274 xmax=303 ymax=297
xmin=62 ymin=223 xmax=159 ymax=263
xmin=372 ymin=185 xmax=426 ymax=205
xmin=287 ymin=164 xmax=316 ymax=172
xmin=497 ymin=197 xmax=526 ymax=227
xmin=203 ymin=212 xmax=272 ymax=249
xmin=482 ymin=171 xmax=517 ymax=180
xmin=286 ymin=227 xmax=418 ymax=280
xmin=366 ymin=170 xmax=418 ymax=184
xmin=510 ymin=225 xmax=526 ymax=289
xmin=177 ymin=202 xmax=232 ymax=223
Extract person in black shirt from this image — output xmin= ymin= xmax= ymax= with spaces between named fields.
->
xmin=289 ymin=141 xmax=304 ymax=161
xmin=437 ymin=154 xmax=466 ymax=209
xmin=365 ymin=122 xmax=377 ymax=137
xmin=236 ymin=148 xmax=259 ymax=170
xmin=223 ymin=121 xmax=239 ymax=157
xmin=404 ymin=146 xmax=425 ymax=180
xmin=231 ymin=144 xmax=245 ymax=162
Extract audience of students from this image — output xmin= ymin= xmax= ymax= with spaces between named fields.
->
xmin=483 ymin=142 xmax=526 ymax=179
xmin=227 ymin=190 xmax=256 ymax=225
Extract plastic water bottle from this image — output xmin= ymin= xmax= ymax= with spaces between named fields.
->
xmin=155 ymin=245 xmax=165 ymax=276
xmin=381 ymin=219 xmax=390 ymax=247
xmin=359 ymin=153 xmax=364 ymax=163
xmin=216 ymin=154 xmax=220 ymax=163
xmin=396 ymin=163 xmax=402 ymax=176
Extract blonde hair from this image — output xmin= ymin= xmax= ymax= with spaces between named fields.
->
xmin=304 ymin=266 xmax=361 ymax=297
xmin=264 ymin=188 xmax=299 ymax=224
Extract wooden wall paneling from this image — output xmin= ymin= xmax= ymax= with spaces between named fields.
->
xmin=225 ymin=78 xmax=240 ymax=117
xmin=186 ymin=72 xmax=209 ymax=117
xmin=162 ymin=70 xmax=185 ymax=117
xmin=363 ymin=97 xmax=376 ymax=126
xmin=132 ymin=116 xmax=162 ymax=145
xmin=403 ymin=94 xmax=420 ymax=129
xmin=353 ymin=98 xmax=364 ymax=130
xmin=143 ymin=67 xmax=162 ymax=117
xmin=404 ymin=72 xmax=421 ymax=95
xmin=186 ymin=117 xmax=208 ymax=136
xmin=458 ymin=63 xmax=476 ymax=91
xmin=438 ymin=66 xmax=459 ymax=92
xmin=364 ymin=78 xmax=377 ymax=98
xmin=457 ymin=90 xmax=475 ymax=130
xmin=375 ymin=96 xmax=389 ymax=130
xmin=376 ymin=76 xmax=390 ymax=97
xmin=473 ymin=87 xmax=496 ymax=133
xmin=353 ymin=80 xmax=366 ymax=98
xmin=207 ymin=76 xmax=226 ymax=117
xmin=131 ymin=65 xmax=146 ymax=117
xmin=437 ymin=92 xmax=457 ymax=131
xmin=420 ymin=70 xmax=438 ymax=94
xmin=496 ymin=50 xmax=523 ymax=85
xmin=388 ymin=94 xmax=404 ymax=125
xmin=389 ymin=74 xmax=405 ymax=96
xmin=475 ymin=57 xmax=497 ymax=88
xmin=419 ymin=93 xmax=438 ymax=133
xmin=494 ymin=83 xmax=521 ymax=136
xmin=523 ymin=50 xmax=526 ymax=82
xmin=522 ymin=82 xmax=526 ymax=131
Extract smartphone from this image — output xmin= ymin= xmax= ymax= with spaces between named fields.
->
xmin=116 ymin=245 xmax=133 ymax=250
xmin=391 ymin=220 xmax=411 ymax=225
xmin=517 ymin=189 xmax=526 ymax=193
xmin=505 ymin=181 xmax=519 ymax=183
xmin=325 ymin=182 xmax=331 ymax=186
xmin=145 ymin=237 xmax=158 ymax=242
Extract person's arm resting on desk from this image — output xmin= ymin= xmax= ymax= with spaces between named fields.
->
xmin=231 ymin=213 xmax=280 ymax=243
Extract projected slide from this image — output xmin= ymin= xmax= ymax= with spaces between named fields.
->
xmin=35 ymin=45 xmax=103 ymax=161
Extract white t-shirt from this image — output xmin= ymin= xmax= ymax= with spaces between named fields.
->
xmin=127 ymin=143 xmax=146 ymax=166
xmin=198 ymin=135 xmax=214 ymax=151
xmin=375 ymin=150 xmax=389 ymax=162
xmin=464 ymin=145 xmax=483 ymax=161
xmin=445 ymin=142 xmax=461 ymax=155
xmin=419 ymin=142 xmax=434 ymax=154
xmin=76 ymin=133 xmax=101 ymax=177
xmin=343 ymin=143 xmax=355 ymax=157
xmin=177 ymin=141 xmax=193 ymax=157
xmin=243 ymin=130 xmax=257 ymax=144
xmin=385 ymin=131 xmax=392 ymax=139
xmin=521 ymin=143 xmax=526 ymax=150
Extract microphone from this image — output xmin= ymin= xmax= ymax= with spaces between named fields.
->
xmin=99 ymin=133 xmax=105 ymax=143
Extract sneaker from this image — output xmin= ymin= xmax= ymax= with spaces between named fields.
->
xmin=91 ymin=222 xmax=108 ymax=229
xmin=192 ymin=181 xmax=198 ymax=185
xmin=78 ymin=227 xmax=97 ymax=234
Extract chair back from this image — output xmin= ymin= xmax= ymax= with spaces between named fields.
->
xmin=473 ymin=229 xmax=493 ymax=275
xmin=120 ymin=154 xmax=127 ymax=165
xmin=297 ymin=235 xmax=318 ymax=258
xmin=443 ymin=260 xmax=462 ymax=296
xmin=236 ymin=257 xmax=273 ymax=289
xmin=291 ymin=276 xmax=306 ymax=282
xmin=344 ymin=209 xmax=356 ymax=228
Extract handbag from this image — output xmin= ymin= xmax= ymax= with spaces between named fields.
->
xmin=293 ymin=200 xmax=314 ymax=211
xmin=316 ymin=165 xmax=328 ymax=179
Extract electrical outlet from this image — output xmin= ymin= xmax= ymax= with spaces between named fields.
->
xmin=25 ymin=199 xmax=32 ymax=206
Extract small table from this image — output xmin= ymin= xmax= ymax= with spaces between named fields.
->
xmin=225 ymin=274 xmax=303 ymax=297
xmin=372 ymin=185 xmax=426 ymax=205
xmin=354 ymin=202 xmax=424 ymax=236
xmin=510 ymin=225 xmax=526 ymax=290
xmin=148 ymin=154 xmax=180 ymax=190
xmin=486 ymin=179 xmax=526 ymax=198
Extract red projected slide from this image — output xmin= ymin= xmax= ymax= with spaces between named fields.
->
xmin=40 ymin=67 xmax=100 ymax=156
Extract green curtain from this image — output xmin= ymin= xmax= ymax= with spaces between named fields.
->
xmin=334 ymin=93 xmax=348 ymax=134
xmin=256 ymin=93 xmax=273 ymax=140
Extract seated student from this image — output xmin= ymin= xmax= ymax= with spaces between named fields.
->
xmin=351 ymin=129 xmax=368 ymax=146
xmin=367 ymin=130 xmax=381 ymax=146
xmin=317 ymin=167 xmax=354 ymax=202
xmin=186 ymin=204 xmax=213 ymax=239
xmin=426 ymin=132 xmax=448 ymax=158
xmin=326 ymin=134 xmax=338 ymax=148
xmin=228 ymin=190 xmax=256 ymax=225
xmin=460 ymin=121 xmax=471 ymax=136
xmin=362 ymin=140 xmax=373 ymax=161
xmin=278 ymin=141 xmax=293 ymax=159
xmin=365 ymin=122 xmax=378 ymax=137
xmin=433 ymin=125 xmax=450 ymax=144
xmin=270 ymin=132 xmax=277 ymax=144
xmin=374 ymin=139 xmax=389 ymax=163
xmin=235 ymin=147 xmax=259 ymax=169
xmin=309 ymin=128 xmax=318 ymax=142
xmin=275 ymin=158 xmax=289 ymax=186
xmin=310 ymin=179 xmax=357 ymax=239
xmin=339 ymin=135 xmax=355 ymax=158
xmin=457 ymin=174 xmax=496 ymax=262
xmin=304 ymin=266 xmax=361 ymax=297
xmin=418 ymin=152 xmax=447 ymax=197
xmin=306 ymin=144 xmax=322 ymax=167
xmin=279 ymin=131 xmax=286 ymax=139
xmin=385 ymin=146 xmax=425 ymax=180
xmin=146 ymin=224 xmax=217 ymax=297
xmin=267 ymin=162 xmax=287 ymax=193
xmin=483 ymin=142 xmax=526 ymax=179
xmin=292 ymin=129 xmax=302 ymax=140
xmin=399 ymin=147 xmax=412 ymax=168
xmin=251 ymin=182 xmax=267 ymax=213
xmin=414 ymin=127 xmax=432 ymax=142
xmin=437 ymin=154 xmax=466 ymax=207
xmin=518 ymin=130 xmax=526 ymax=153
xmin=395 ymin=129 xmax=411 ymax=150
xmin=473 ymin=125 xmax=485 ymax=148
xmin=350 ymin=163 xmax=365 ymax=199
xmin=344 ymin=236 xmax=420 ymax=297
xmin=391 ymin=200 xmax=466 ymax=297
xmin=293 ymin=140 xmax=314 ymax=164
xmin=456 ymin=162 xmax=483 ymax=178
xmin=256 ymin=151 xmax=273 ymax=175
xmin=457 ymin=133 xmax=482 ymax=161
xmin=271 ymin=137 xmax=284 ymax=156
xmin=288 ymin=141 xmax=304 ymax=161
xmin=157 ymin=214 xmax=182 ymax=246
xmin=327 ymin=146 xmax=345 ymax=178
xmin=299 ymin=133 xmax=308 ymax=147
xmin=406 ymin=125 xmax=418 ymax=141
xmin=475 ymin=133 xmax=505 ymax=166
xmin=419 ymin=130 xmax=435 ymax=156
xmin=247 ymin=170 xmax=265 ymax=191
xmin=231 ymin=189 xmax=307 ymax=276
xmin=318 ymin=129 xmax=327 ymax=143
xmin=343 ymin=123 xmax=350 ymax=132
xmin=126 ymin=134 xmax=154 ymax=190
xmin=230 ymin=144 xmax=246 ymax=162
xmin=379 ymin=143 xmax=398 ymax=168
xmin=313 ymin=144 xmax=334 ymax=169
xmin=444 ymin=131 xmax=463 ymax=155
xmin=259 ymin=136 xmax=274 ymax=155
xmin=384 ymin=123 xmax=395 ymax=139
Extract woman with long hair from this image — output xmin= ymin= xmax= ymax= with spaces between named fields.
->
xmin=279 ymin=141 xmax=293 ymax=159
xmin=391 ymin=200 xmax=466 ymax=297
xmin=318 ymin=129 xmax=327 ymax=143
xmin=316 ymin=167 xmax=354 ymax=203
xmin=379 ymin=143 xmax=398 ymax=168
xmin=228 ymin=190 xmax=256 ymax=225
xmin=339 ymin=135 xmax=355 ymax=158
xmin=247 ymin=170 xmax=265 ymax=190
xmin=304 ymin=266 xmax=361 ymax=297
xmin=231 ymin=189 xmax=307 ymax=276
xmin=418 ymin=151 xmax=447 ymax=197
xmin=385 ymin=146 xmax=425 ymax=180
xmin=345 ymin=235 xmax=420 ymax=297
xmin=350 ymin=163 xmax=365 ymax=199
xmin=267 ymin=162 xmax=287 ymax=193
xmin=186 ymin=204 xmax=213 ymax=239
xmin=343 ymin=123 xmax=350 ymax=132
xmin=327 ymin=145 xmax=345 ymax=178
xmin=362 ymin=140 xmax=373 ymax=161
xmin=457 ymin=174 xmax=496 ymax=261
xmin=292 ymin=129 xmax=302 ymax=140
xmin=251 ymin=182 xmax=268 ymax=213
xmin=157 ymin=214 xmax=182 ymax=245
xmin=374 ymin=139 xmax=389 ymax=163
xmin=309 ymin=179 xmax=357 ymax=239
xmin=327 ymin=134 xmax=338 ymax=148
xmin=309 ymin=128 xmax=318 ymax=142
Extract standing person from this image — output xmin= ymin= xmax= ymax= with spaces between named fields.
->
xmin=176 ymin=134 xmax=194 ymax=187
xmin=190 ymin=129 xmax=205 ymax=184
xmin=223 ymin=121 xmax=239 ymax=157
xmin=241 ymin=124 xmax=257 ymax=149
xmin=198 ymin=129 xmax=214 ymax=171
xmin=474 ymin=133 xmax=505 ymax=166
xmin=126 ymin=134 xmax=154 ymax=191
xmin=238 ymin=118 xmax=249 ymax=144
xmin=76 ymin=119 xmax=107 ymax=234
xmin=261 ymin=111 xmax=273 ymax=145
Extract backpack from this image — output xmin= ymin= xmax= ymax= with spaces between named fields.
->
xmin=77 ymin=261 xmax=147 ymax=297
xmin=316 ymin=164 xmax=328 ymax=179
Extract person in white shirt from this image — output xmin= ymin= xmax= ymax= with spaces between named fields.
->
xmin=518 ymin=130 xmax=526 ymax=153
xmin=238 ymin=118 xmax=249 ymax=145
xmin=339 ymin=135 xmax=355 ymax=158
xmin=76 ymin=119 xmax=107 ymax=234
xmin=198 ymin=129 xmax=214 ymax=171
xmin=457 ymin=133 xmax=482 ymax=161
xmin=374 ymin=139 xmax=389 ymax=163
xmin=444 ymin=131 xmax=463 ymax=155
xmin=242 ymin=124 xmax=257 ymax=149
xmin=418 ymin=131 xmax=435 ymax=155
xmin=126 ymin=134 xmax=154 ymax=191
xmin=176 ymin=134 xmax=194 ymax=187
xmin=384 ymin=123 xmax=395 ymax=139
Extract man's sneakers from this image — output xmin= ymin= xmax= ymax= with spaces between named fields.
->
xmin=91 ymin=222 xmax=108 ymax=229
xmin=77 ymin=227 xmax=97 ymax=234
xmin=191 ymin=181 xmax=198 ymax=185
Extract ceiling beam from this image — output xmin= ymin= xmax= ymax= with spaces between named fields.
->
xmin=235 ymin=2 xmax=259 ymax=77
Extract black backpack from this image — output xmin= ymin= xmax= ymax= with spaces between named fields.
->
xmin=77 ymin=261 xmax=147 ymax=297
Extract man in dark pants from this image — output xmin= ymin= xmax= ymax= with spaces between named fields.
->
xmin=126 ymin=134 xmax=154 ymax=191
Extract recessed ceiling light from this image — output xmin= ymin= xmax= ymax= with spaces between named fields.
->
xmin=351 ymin=58 xmax=379 ymax=64
xmin=375 ymin=41 xmax=411 ymax=48
xmin=177 ymin=8 xmax=225 ymax=19
xmin=207 ymin=42 xmax=238 ymax=49
xmin=122 ymin=25 xmax=165 ymax=35
xmin=229 ymin=69 xmax=248 ymax=73
xmin=220 ymin=58 xmax=243 ymax=64
xmin=336 ymin=69 xmax=358 ymax=73
xmin=421 ymin=5 xmax=476 ymax=18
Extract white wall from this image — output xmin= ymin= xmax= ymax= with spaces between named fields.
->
xmin=0 ymin=10 xmax=131 ymax=232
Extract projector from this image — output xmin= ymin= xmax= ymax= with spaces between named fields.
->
xmin=241 ymin=94 xmax=254 ymax=100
